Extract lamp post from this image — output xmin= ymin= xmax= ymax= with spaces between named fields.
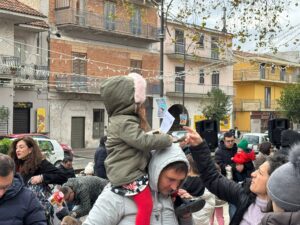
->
xmin=182 ymin=38 xmax=186 ymax=114
xmin=159 ymin=0 xmax=164 ymax=99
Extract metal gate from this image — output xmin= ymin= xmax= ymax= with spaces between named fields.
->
xmin=71 ymin=117 xmax=85 ymax=148
xmin=13 ymin=108 xmax=30 ymax=133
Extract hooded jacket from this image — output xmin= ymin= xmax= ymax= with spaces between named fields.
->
xmin=83 ymin=143 xmax=193 ymax=225
xmin=0 ymin=174 xmax=47 ymax=225
xmin=101 ymin=74 xmax=172 ymax=186
xmin=260 ymin=211 xmax=300 ymax=225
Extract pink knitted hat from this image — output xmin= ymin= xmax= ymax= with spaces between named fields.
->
xmin=128 ymin=72 xmax=147 ymax=104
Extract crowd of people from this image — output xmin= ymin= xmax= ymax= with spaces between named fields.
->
xmin=0 ymin=73 xmax=300 ymax=225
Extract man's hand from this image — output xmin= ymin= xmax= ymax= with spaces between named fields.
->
xmin=182 ymin=126 xmax=203 ymax=146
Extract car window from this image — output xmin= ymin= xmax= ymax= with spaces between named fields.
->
xmin=243 ymin=135 xmax=259 ymax=145
xmin=38 ymin=140 xmax=54 ymax=157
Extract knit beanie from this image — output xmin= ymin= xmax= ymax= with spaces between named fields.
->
xmin=237 ymin=139 xmax=250 ymax=153
xmin=267 ymin=144 xmax=300 ymax=212
xmin=281 ymin=130 xmax=300 ymax=147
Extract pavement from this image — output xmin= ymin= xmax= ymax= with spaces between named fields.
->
xmin=72 ymin=148 xmax=96 ymax=171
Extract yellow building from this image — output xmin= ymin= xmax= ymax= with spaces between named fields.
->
xmin=233 ymin=51 xmax=300 ymax=133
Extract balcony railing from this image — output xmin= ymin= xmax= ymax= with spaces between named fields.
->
xmin=0 ymin=55 xmax=20 ymax=75
xmin=165 ymin=81 xmax=234 ymax=96
xmin=55 ymin=8 xmax=158 ymax=41
xmin=234 ymin=99 xmax=280 ymax=111
xmin=233 ymin=70 xmax=298 ymax=83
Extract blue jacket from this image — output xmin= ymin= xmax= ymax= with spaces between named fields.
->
xmin=0 ymin=174 xmax=47 ymax=225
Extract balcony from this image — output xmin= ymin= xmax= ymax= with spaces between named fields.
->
xmin=233 ymin=70 xmax=298 ymax=84
xmin=0 ymin=55 xmax=21 ymax=77
xmin=164 ymin=42 xmax=225 ymax=63
xmin=165 ymin=82 xmax=234 ymax=97
xmin=55 ymin=8 xmax=158 ymax=42
xmin=234 ymin=99 xmax=280 ymax=112
xmin=53 ymin=74 xmax=104 ymax=94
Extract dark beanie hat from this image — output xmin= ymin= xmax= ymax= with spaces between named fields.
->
xmin=267 ymin=144 xmax=300 ymax=212
xmin=281 ymin=130 xmax=300 ymax=147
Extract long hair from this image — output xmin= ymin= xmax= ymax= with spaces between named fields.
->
xmin=136 ymin=103 xmax=151 ymax=132
xmin=9 ymin=136 xmax=44 ymax=175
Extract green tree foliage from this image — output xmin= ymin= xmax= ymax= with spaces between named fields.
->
xmin=278 ymin=84 xmax=300 ymax=123
xmin=202 ymin=88 xmax=231 ymax=122
xmin=0 ymin=138 xmax=12 ymax=155
xmin=0 ymin=106 xmax=9 ymax=121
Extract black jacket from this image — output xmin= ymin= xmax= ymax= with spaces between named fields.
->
xmin=22 ymin=159 xmax=68 ymax=185
xmin=214 ymin=141 xmax=237 ymax=176
xmin=57 ymin=164 xmax=76 ymax=180
xmin=0 ymin=174 xmax=47 ymax=225
xmin=260 ymin=211 xmax=300 ymax=225
xmin=190 ymin=142 xmax=256 ymax=225
xmin=94 ymin=145 xmax=108 ymax=179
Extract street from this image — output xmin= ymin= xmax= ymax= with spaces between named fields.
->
xmin=72 ymin=148 xmax=96 ymax=172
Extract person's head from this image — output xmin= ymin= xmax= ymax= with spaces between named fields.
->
xmin=237 ymin=139 xmax=251 ymax=153
xmin=250 ymin=153 xmax=288 ymax=199
xmin=62 ymin=156 xmax=73 ymax=169
xmin=223 ymin=132 xmax=235 ymax=149
xmin=99 ymin=136 xmax=107 ymax=147
xmin=0 ymin=154 xmax=15 ymax=198
xmin=9 ymin=136 xmax=44 ymax=174
xmin=148 ymin=143 xmax=189 ymax=197
xmin=267 ymin=144 xmax=300 ymax=212
xmin=186 ymin=154 xmax=199 ymax=176
xmin=158 ymin=161 xmax=188 ymax=196
xmin=61 ymin=215 xmax=82 ymax=225
xmin=258 ymin=142 xmax=272 ymax=155
xmin=281 ymin=129 xmax=300 ymax=148
xmin=60 ymin=186 xmax=75 ymax=203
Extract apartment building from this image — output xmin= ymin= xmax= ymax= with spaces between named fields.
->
xmin=162 ymin=21 xmax=234 ymax=131
xmin=233 ymin=51 xmax=300 ymax=132
xmin=48 ymin=0 xmax=160 ymax=148
xmin=0 ymin=0 xmax=49 ymax=135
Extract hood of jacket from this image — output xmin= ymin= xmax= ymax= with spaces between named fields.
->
xmin=0 ymin=173 xmax=23 ymax=202
xmin=148 ymin=143 xmax=189 ymax=193
xmin=100 ymin=73 xmax=146 ymax=117
xmin=261 ymin=211 xmax=300 ymax=225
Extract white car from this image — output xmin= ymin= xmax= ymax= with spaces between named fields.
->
xmin=34 ymin=138 xmax=64 ymax=166
xmin=240 ymin=133 xmax=269 ymax=153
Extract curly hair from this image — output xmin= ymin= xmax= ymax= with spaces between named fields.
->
xmin=9 ymin=136 xmax=44 ymax=175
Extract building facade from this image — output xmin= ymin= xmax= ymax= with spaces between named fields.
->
xmin=233 ymin=51 xmax=300 ymax=132
xmin=48 ymin=0 xmax=160 ymax=148
xmin=161 ymin=21 xmax=234 ymax=131
xmin=0 ymin=0 xmax=49 ymax=135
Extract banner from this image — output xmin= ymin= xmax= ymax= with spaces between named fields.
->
xmin=37 ymin=108 xmax=46 ymax=133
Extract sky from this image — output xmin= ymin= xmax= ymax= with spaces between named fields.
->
xmin=165 ymin=0 xmax=300 ymax=53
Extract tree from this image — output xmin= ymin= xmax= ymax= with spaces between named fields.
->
xmin=202 ymin=88 xmax=231 ymax=122
xmin=164 ymin=0 xmax=299 ymax=52
xmin=277 ymin=84 xmax=300 ymax=123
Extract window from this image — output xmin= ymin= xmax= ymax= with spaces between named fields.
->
xmin=260 ymin=63 xmax=266 ymax=79
xmin=130 ymin=7 xmax=141 ymax=35
xmin=198 ymin=34 xmax=204 ymax=48
xmin=175 ymin=67 xmax=184 ymax=92
xmin=199 ymin=69 xmax=205 ymax=84
xmin=55 ymin=0 xmax=70 ymax=9
xmin=93 ymin=109 xmax=105 ymax=138
xmin=37 ymin=140 xmax=54 ymax=157
xmin=175 ymin=30 xmax=184 ymax=54
xmin=104 ymin=1 xmax=116 ymax=30
xmin=130 ymin=59 xmax=142 ymax=74
xmin=211 ymin=36 xmax=219 ymax=59
xmin=212 ymin=71 xmax=219 ymax=86
xmin=72 ymin=52 xmax=87 ymax=75
xmin=14 ymin=42 xmax=26 ymax=64
xmin=280 ymin=66 xmax=286 ymax=81
xmin=72 ymin=52 xmax=87 ymax=91
xmin=265 ymin=87 xmax=271 ymax=108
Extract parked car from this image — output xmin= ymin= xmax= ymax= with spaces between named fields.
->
xmin=6 ymin=133 xmax=73 ymax=157
xmin=240 ymin=132 xmax=269 ymax=153
xmin=10 ymin=137 xmax=64 ymax=166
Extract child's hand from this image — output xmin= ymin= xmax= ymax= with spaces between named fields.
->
xmin=182 ymin=126 xmax=203 ymax=146
xmin=177 ymin=189 xmax=193 ymax=199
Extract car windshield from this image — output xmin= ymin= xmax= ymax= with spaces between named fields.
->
xmin=243 ymin=135 xmax=259 ymax=145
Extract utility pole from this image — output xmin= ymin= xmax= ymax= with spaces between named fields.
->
xmin=159 ymin=0 xmax=164 ymax=98
xmin=182 ymin=38 xmax=186 ymax=113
